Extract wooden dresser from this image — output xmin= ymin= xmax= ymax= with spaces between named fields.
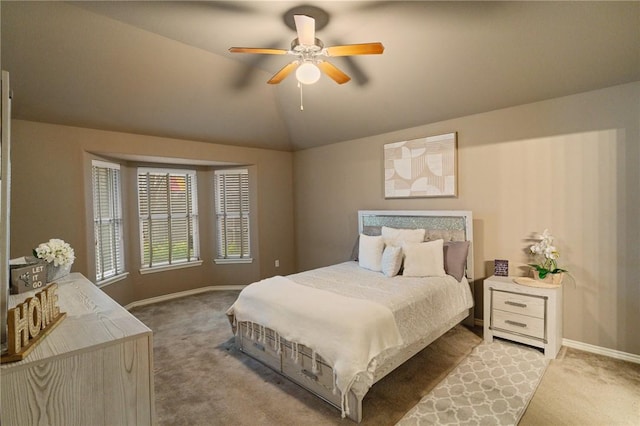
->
xmin=1 ymin=273 xmax=154 ymax=425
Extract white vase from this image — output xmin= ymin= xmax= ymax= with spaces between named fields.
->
xmin=47 ymin=263 xmax=72 ymax=283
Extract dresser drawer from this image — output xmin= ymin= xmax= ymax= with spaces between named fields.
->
xmin=492 ymin=290 xmax=545 ymax=319
xmin=492 ymin=310 xmax=545 ymax=339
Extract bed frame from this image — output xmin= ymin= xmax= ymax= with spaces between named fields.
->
xmin=234 ymin=210 xmax=474 ymax=422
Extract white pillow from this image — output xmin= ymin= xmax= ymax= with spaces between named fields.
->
xmin=381 ymin=245 xmax=403 ymax=277
xmin=358 ymin=234 xmax=384 ymax=272
xmin=402 ymin=239 xmax=446 ymax=277
xmin=382 ymin=226 xmax=426 ymax=247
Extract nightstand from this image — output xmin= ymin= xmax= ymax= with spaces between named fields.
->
xmin=483 ymin=275 xmax=563 ymax=358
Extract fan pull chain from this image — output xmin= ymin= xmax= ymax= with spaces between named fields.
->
xmin=299 ymin=82 xmax=304 ymax=111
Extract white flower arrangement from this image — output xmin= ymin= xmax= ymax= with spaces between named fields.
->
xmin=34 ymin=238 xmax=76 ymax=267
xmin=529 ymin=229 xmax=566 ymax=279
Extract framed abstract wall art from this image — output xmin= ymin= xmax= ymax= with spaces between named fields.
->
xmin=384 ymin=132 xmax=457 ymax=198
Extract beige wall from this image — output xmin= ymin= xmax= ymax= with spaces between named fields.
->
xmin=293 ymin=82 xmax=640 ymax=355
xmin=9 ymin=82 xmax=639 ymax=355
xmin=10 ymin=120 xmax=295 ymax=305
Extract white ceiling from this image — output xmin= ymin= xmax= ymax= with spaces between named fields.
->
xmin=2 ymin=1 xmax=639 ymax=151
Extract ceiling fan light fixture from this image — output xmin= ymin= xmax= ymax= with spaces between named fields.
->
xmin=229 ymin=12 xmax=384 ymax=86
xmin=296 ymin=62 xmax=321 ymax=85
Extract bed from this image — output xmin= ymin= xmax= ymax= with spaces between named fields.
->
xmin=226 ymin=210 xmax=474 ymax=422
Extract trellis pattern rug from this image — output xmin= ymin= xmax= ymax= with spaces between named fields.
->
xmin=396 ymin=340 xmax=549 ymax=426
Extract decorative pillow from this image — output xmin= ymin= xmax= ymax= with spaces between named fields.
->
xmin=443 ymin=241 xmax=470 ymax=281
xmin=381 ymin=226 xmax=426 ymax=247
xmin=381 ymin=245 xmax=403 ymax=277
xmin=402 ymin=239 xmax=446 ymax=277
xmin=358 ymin=234 xmax=384 ymax=272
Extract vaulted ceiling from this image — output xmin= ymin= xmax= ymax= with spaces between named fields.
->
xmin=2 ymin=1 xmax=639 ymax=151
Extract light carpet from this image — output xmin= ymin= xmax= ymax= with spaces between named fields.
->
xmin=396 ymin=339 xmax=549 ymax=426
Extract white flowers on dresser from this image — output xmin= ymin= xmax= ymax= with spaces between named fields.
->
xmin=34 ymin=238 xmax=75 ymax=267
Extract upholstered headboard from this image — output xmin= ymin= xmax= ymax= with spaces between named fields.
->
xmin=358 ymin=210 xmax=474 ymax=282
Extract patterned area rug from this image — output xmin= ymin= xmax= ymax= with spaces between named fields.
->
xmin=396 ymin=339 xmax=549 ymax=426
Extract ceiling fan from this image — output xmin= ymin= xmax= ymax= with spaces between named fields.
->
xmin=229 ymin=14 xmax=384 ymax=85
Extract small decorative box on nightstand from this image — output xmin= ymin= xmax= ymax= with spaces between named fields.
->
xmin=484 ymin=275 xmax=563 ymax=358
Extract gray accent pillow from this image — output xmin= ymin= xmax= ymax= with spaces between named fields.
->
xmin=443 ymin=241 xmax=470 ymax=281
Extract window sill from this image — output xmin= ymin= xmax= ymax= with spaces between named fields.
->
xmin=214 ymin=258 xmax=253 ymax=265
xmin=96 ymin=272 xmax=130 ymax=288
xmin=139 ymin=260 xmax=203 ymax=275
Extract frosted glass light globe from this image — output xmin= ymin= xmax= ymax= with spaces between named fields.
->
xmin=296 ymin=62 xmax=321 ymax=85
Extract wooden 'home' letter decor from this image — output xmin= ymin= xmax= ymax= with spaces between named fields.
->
xmin=1 ymin=283 xmax=66 ymax=363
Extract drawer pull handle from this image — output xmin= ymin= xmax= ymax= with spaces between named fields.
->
xmin=505 ymin=301 xmax=527 ymax=308
xmin=505 ymin=320 xmax=527 ymax=328
xmin=302 ymin=369 xmax=318 ymax=381
xmin=253 ymin=342 xmax=265 ymax=352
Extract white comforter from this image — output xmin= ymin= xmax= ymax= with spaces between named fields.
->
xmin=287 ymin=261 xmax=474 ymax=347
xmin=229 ymin=275 xmax=403 ymax=410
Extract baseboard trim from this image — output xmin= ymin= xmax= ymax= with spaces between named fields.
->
xmin=474 ymin=318 xmax=638 ymax=363
xmin=562 ymin=338 xmax=640 ymax=364
xmin=124 ymin=285 xmax=245 ymax=310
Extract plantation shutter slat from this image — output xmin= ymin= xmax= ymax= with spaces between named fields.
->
xmin=215 ymin=169 xmax=250 ymax=259
xmin=92 ymin=161 xmax=124 ymax=282
xmin=137 ymin=168 xmax=200 ymax=268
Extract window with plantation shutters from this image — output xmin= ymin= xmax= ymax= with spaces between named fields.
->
xmin=214 ymin=169 xmax=251 ymax=261
xmin=92 ymin=160 xmax=125 ymax=282
xmin=137 ymin=168 xmax=200 ymax=269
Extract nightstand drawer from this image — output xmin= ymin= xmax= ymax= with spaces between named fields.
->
xmin=492 ymin=310 xmax=545 ymax=339
xmin=492 ymin=290 xmax=545 ymax=319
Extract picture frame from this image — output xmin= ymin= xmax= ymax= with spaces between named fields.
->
xmin=494 ymin=259 xmax=509 ymax=277
xmin=384 ymin=132 xmax=457 ymax=198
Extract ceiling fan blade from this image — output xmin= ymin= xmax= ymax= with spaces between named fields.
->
xmin=317 ymin=61 xmax=351 ymax=84
xmin=267 ymin=62 xmax=299 ymax=84
xmin=229 ymin=47 xmax=288 ymax=55
xmin=294 ymin=15 xmax=315 ymax=45
xmin=326 ymin=42 xmax=384 ymax=57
